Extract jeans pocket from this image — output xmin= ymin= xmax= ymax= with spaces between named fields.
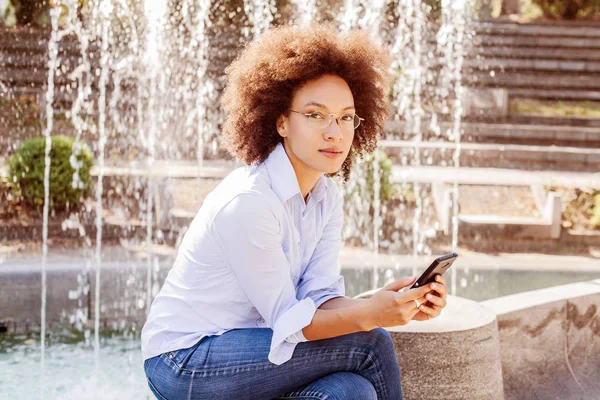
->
xmin=167 ymin=337 xmax=209 ymax=371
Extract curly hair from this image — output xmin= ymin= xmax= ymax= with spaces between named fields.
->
xmin=221 ymin=23 xmax=392 ymax=181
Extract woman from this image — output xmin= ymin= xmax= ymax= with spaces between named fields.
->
xmin=142 ymin=23 xmax=448 ymax=400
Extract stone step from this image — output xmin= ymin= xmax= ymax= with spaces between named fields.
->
xmin=506 ymin=88 xmax=600 ymax=102
xmin=381 ymin=140 xmax=600 ymax=171
xmin=466 ymin=115 xmax=600 ymax=128
xmin=390 ymin=166 xmax=600 ymax=188
xmin=462 ymin=122 xmax=600 ymax=145
xmin=465 ymin=58 xmax=600 ymax=73
xmin=472 ymin=34 xmax=600 ymax=49
xmin=385 ymin=121 xmax=600 ymax=146
xmin=0 ymin=62 xmax=229 ymax=90
xmin=472 ymin=46 xmax=600 ymax=62
xmin=471 ymin=70 xmax=600 ymax=92
xmin=474 ymin=21 xmax=600 ymax=39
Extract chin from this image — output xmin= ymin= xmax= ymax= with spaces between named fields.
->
xmin=323 ymin=163 xmax=343 ymax=175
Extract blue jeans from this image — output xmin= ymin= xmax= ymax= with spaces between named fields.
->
xmin=144 ymin=328 xmax=403 ymax=400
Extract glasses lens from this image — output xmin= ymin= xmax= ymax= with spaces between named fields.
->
xmin=337 ymin=115 xmax=354 ymax=131
xmin=305 ymin=112 xmax=361 ymax=130
xmin=306 ymin=112 xmax=330 ymax=130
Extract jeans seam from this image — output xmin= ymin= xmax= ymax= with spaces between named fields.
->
xmin=363 ymin=351 xmax=388 ymax=400
xmin=147 ymin=377 xmax=169 ymax=400
xmin=176 ymin=347 xmax=356 ymax=375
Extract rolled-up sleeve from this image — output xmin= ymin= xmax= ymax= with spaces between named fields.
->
xmin=212 ymin=193 xmax=316 ymax=365
xmin=297 ymin=189 xmax=347 ymax=308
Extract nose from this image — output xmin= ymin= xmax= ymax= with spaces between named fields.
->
xmin=324 ymin=117 xmax=343 ymax=142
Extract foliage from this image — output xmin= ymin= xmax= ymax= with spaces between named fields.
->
xmin=342 ymin=150 xmax=395 ymax=246
xmin=8 ymin=136 xmax=94 ymax=211
xmin=348 ymin=150 xmax=395 ymax=205
xmin=11 ymin=0 xmax=48 ymax=26
xmin=532 ymin=0 xmax=600 ymax=19
xmin=509 ymin=99 xmax=600 ymax=118
xmin=590 ymin=193 xmax=600 ymax=227
xmin=562 ymin=188 xmax=600 ymax=231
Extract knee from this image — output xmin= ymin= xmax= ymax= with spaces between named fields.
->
xmin=368 ymin=327 xmax=396 ymax=356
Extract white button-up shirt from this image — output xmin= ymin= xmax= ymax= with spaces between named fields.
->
xmin=141 ymin=143 xmax=347 ymax=365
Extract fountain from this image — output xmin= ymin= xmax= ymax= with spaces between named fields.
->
xmin=0 ymin=0 xmax=528 ymax=397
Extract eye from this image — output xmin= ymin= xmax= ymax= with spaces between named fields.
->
xmin=340 ymin=114 xmax=355 ymax=121
xmin=307 ymin=112 xmax=325 ymax=120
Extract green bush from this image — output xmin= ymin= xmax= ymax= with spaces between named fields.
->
xmin=8 ymin=136 xmax=94 ymax=211
xmin=532 ymin=0 xmax=600 ymax=19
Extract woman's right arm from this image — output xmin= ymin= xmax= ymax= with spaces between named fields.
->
xmin=303 ymin=277 xmax=435 ymax=341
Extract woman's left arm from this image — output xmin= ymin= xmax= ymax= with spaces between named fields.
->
xmin=318 ymin=296 xmax=368 ymax=310
xmin=296 ymin=187 xmax=349 ymax=308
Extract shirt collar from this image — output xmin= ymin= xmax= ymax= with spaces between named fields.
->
xmin=264 ymin=143 xmax=329 ymax=204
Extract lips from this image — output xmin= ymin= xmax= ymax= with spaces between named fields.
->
xmin=319 ymin=148 xmax=343 ymax=158
xmin=319 ymin=148 xmax=342 ymax=154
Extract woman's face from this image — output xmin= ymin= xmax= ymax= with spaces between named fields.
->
xmin=277 ymin=74 xmax=356 ymax=177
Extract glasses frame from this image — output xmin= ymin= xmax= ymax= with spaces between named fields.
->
xmin=288 ymin=109 xmax=364 ymax=131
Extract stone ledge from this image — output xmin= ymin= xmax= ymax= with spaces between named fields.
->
xmin=482 ymin=280 xmax=600 ymax=400
xmin=355 ymin=292 xmax=504 ymax=399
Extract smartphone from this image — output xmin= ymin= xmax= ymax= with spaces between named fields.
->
xmin=410 ymin=252 xmax=458 ymax=289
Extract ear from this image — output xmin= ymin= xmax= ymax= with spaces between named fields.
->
xmin=276 ymin=114 xmax=287 ymax=138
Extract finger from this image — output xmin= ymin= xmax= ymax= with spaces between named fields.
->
xmin=417 ymin=303 xmax=440 ymax=318
xmin=382 ymin=276 xmax=417 ymax=292
xmin=430 ymin=281 xmax=448 ymax=298
xmin=424 ymin=292 xmax=447 ymax=308
xmin=434 ymin=274 xmax=446 ymax=286
xmin=400 ymin=296 xmax=428 ymax=320
xmin=405 ymin=296 xmax=428 ymax=311
xmin=401 ymin=283 xmax=435 ymax=302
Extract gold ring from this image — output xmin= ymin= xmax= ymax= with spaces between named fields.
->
xmin=414 ymin=299 xmax=420 ymax=308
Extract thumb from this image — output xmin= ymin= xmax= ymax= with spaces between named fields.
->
xmin=382 ymin=276 xmax=417 ymax=292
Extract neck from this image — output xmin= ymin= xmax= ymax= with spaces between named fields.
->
xmin=282 ymin=142 xmax=322 ymax=202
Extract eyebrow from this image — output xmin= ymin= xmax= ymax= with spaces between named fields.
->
xmin=303 ymin=101 xmax=355 ymax=111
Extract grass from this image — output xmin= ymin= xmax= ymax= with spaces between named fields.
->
xmin=509 ymin=98 xmax=600 ymax=118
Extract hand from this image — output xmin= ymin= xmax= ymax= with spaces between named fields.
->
xmin=366 ymin=276 xmax=434 ymax=329
xmin=412 ymin=274 xmax=448 ymax=321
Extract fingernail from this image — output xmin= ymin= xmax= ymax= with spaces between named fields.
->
xmin=431 ymin=283 xmax=437 ymax=289
xmin=426 ymin=294 xmax=432 ymax=300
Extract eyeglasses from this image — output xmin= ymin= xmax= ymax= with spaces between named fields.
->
xmin=289 ymin=110 xmax=364 ymax=131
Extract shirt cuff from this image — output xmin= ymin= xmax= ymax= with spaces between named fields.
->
xmin=268 ymin=297 xmax=316 ymax=365
xmin=284 ymin=329 xmax=307 ymax=344
xmin=297 ymin=275 xmax=346 ymax=303
xmin=312 ymin=292 xmax=347 ymax=309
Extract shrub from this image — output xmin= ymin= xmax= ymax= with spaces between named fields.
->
xmin=8 ymin=136 xmax=94 ymax=211
xmin=532 ymin=0 xmax=600 ymax=19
